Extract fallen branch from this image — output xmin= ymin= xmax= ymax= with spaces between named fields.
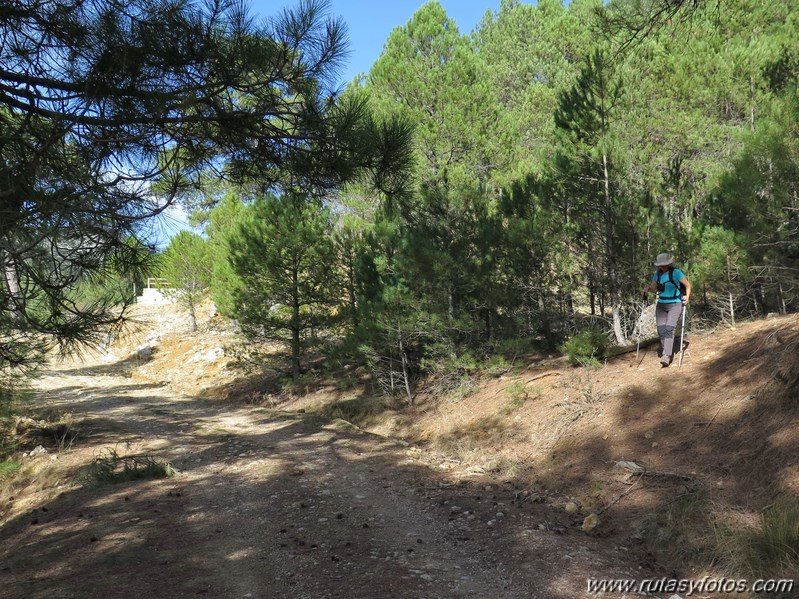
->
xmin=695 ymin=405 xmax=723 ymax=428
xmin=604 ymin=336 xmax=660 ymax=358
xmin=613 ymin=460 xmax=694 ymax=483
xmin=641 ymin=470 xmax=694 ymax=482
xmin=524 ymin=371 xmax=561 ymax=383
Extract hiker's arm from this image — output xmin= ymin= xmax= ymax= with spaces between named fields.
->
xmin=680 ymin=277 xmax=692 ymax=304
xmin=641 ymin=280 xmax=657 ymax=298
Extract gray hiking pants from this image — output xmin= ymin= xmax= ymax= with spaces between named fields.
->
xmin=656 ymin=302 xmax=683 ymax=360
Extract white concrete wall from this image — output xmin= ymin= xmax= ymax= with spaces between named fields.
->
xmin=137 ymin=287 xmax=177 ymax=305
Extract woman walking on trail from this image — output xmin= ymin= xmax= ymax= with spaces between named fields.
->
xmin=641 ymin=253 xmax=692 ymax=367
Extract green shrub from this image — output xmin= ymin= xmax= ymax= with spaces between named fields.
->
xmin=483 ymin=354 xmax=510 ymax=376
xmin=0 ymin=460 xmax=20 ymax=480
xmin=560 ymin=327 xmax=609 ymax=367
xmin=503 ymin=381 xmax=528 ymax=412
xmin=420 ymin=345 xmax=478 ymax=399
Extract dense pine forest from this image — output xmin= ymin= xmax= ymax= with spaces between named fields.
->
xmin=2 ymin=0 xmax=798 ymax=393
xmin=173 ymin=0 xmax=798 ymax=393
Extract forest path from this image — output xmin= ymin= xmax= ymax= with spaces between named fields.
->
xmin=0 ymin=357 xmax=646 ymax=599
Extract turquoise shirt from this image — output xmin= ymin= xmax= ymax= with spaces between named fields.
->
xmin=653 ymin=268 xmax=685 ymax=304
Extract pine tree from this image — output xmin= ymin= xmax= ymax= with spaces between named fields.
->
xmin=0 ymin=0 xmax=412 ymax=368
xmin=553 ymin=49 xmax=631 ymax=343
xmin=227 ymin=194 xmax=341 ymax=378
xmin=159 ymin=232 xmax=213 ymax=332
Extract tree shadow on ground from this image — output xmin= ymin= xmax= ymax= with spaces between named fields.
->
xmin=0 ymin=372 xmax=646 ymax=599
xmin=531 ymin=320 xmax=799 ymax=585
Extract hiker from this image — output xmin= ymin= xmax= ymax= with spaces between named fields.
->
xmin=641 ymin=253 xmax=692 ymax=367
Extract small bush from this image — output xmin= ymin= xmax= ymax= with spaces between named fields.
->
xmin=0 ymin=460 xmax=20 ymax=480
xmin=483 ymin=354 xmax=510 ymax=377
xmin=421 ymin=346 xmax=478 ymax=399
xmin=502 ymin=381 xmax=528 ymax=413
xmin=78 ymin=448 xmax=175 ymax=486
xmin=560 ymin=327 xmax=609 ymax=367
xmin=492 ymin=337 xmax=539 ymax=356
xmin=280 ymin=372 xmax=317 ymax=396
xmin=637 ymin=490 xmax=712 ymax=569
xmin=716 ymin=501 xmax=799 ymax=577
xmin=318 ymin=395 xmax=391 ymax=426
xmin=13 ymin=413 xmax=78 ymax=453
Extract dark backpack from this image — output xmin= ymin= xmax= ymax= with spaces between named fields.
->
xmin=655 ymin=267 xmax=686 ymax=300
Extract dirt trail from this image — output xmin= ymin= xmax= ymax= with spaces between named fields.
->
xmin=0 ymin=357 xmax=649 ymax=599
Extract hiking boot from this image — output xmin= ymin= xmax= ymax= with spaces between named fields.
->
xmin=660 ymin=356 xmax=671 ymax=368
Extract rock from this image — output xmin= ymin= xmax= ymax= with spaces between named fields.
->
xmin=136 ymin=345 xmax=152 ymax=359
xmin=581 ymin=513 xmax=599 ymax=532
xmin=564 ymin=501 xmax=579 ymax=514
xmin=28 ymin=445 xmax=48 ymax=457
xmin=204 ymin=347 xmax=224 ymax=361
xmin=614 ymin=460 xmax=644 ymax=474
xmin=644 ymin=430 xmax=654 ymax=439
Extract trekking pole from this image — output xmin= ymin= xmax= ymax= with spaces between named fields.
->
xmin=678 ymin=303 xmax=687 ymax=369
xmin=635 ymin=299 xmax=647 ymax=363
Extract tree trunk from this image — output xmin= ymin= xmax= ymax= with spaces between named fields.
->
xmin=291 ymin=326 xmax=301 ymax=378
xmin=3 ymin=253 xmax=23 ymax=321
xmin=291 ymin=269 xmax=301 ymax=378
xmin=602 ymin=149 xmax=625 ymax=345
xmin=397 ymin=318 xmax=413 ymax=404
xmin=447 ymin=283 xmax=454 ymax=325
xmin=536 ymin=278 xmax=555 ymax=349
xmin=187 ymin=296 xmax=198 ymax=332
xmin=726 ymin=255 xmax=735 ymax=326
xmin=779 ymin=281 xmax=787 ymax=314
xmin=401 ymin=351 xmax=413 ymax=405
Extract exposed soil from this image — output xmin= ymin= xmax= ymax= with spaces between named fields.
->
xmin=1 ymin=304 xmax=798 ymax=599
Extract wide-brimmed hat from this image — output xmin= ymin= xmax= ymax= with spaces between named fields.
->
xmin=654 ymin=252 xmax=674 ymax=266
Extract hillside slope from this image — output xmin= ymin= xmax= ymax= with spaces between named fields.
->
xmin=1 ymin=304 xmax=797 ymax=597
xmin=121 ymin=304 xmax=799 ymax=581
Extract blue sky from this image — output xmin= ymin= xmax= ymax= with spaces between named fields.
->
xmin=155 ymin=1 xmax=506 ymax=247
xmin=248 ymin=0 xmax=503 ymax=85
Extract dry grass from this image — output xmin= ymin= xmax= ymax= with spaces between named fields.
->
xmin=713 ymin=501 xmax=799 ymax=579
xmin=0 ymin=456 xmax=69 ymax=523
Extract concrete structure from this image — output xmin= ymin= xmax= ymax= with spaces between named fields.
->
xmin=137 ymin=278 xmax=177 ymax=305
